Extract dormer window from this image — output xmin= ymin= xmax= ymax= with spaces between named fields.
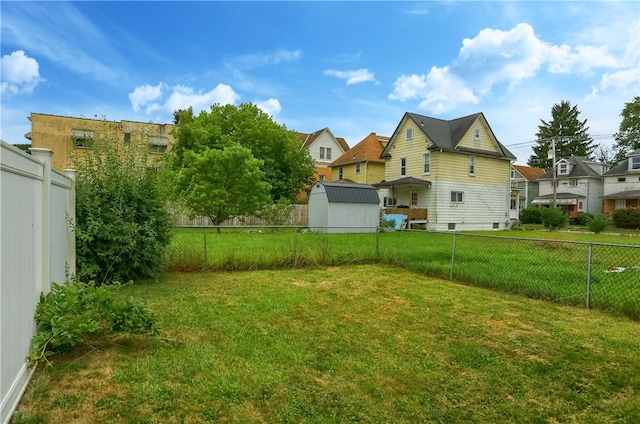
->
xmin=630 ymin=157 xmax=640 ymax=171
xmin=558 ymin=162 xmax=569 ymax=175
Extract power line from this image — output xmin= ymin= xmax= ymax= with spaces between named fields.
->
xmin=504 ymin=134 xmax=617 ymax=148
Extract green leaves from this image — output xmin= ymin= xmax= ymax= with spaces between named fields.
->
xmin=28 ymin=282 xmax=158 ymax=368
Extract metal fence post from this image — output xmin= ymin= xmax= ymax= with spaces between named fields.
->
xmin=586 ymin=243 xmax=593 ymax=309
xmin=450 ymin=231 xmax=457 ymax=280
xmin=203 ymin=225 xmax=208 ymax=264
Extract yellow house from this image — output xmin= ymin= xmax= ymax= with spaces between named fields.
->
xmin=329 ymin=132 xmax=389 ymax=184
xmin=26 ymin=113 xmax=174 ymax=171
xmin=376 ymin=112 xmax=516 ymax=231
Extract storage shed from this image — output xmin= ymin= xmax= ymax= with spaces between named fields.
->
xmin=308 ymin=181 xmax=380 ymax=233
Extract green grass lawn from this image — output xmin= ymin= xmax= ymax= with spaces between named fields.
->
xmin=12 ymin=265 xmax=640 ymax=423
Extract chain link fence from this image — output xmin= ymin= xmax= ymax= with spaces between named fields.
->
xmin=165 ymin=226 xmax=640 ymax=320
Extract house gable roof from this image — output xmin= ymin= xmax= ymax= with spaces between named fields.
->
xmin=381 ymin=112 xmax=516 ymax=160
xmin=604 ymin=149 xmax=640 ymax=176
xmin=329 ymin=132 xmax=389 ymax=167
xmin=539 ymin=156 xmax=604 ymax=179
xmin=512 ymin=165 xmax=546 ymax=181
xmin=297 ymin=127 xmax=350 ymax=152
xmin=313 ymin=181 xmax=379 ymax=204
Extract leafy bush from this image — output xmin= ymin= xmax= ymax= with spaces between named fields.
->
xmin=612 ymin=208 xmax=640 ymax=229
xmin=576 ymin=213 xmax=594 ymax=226
xmin=258 ymin=198 xmax=296 ymax=229
xmin=520 ymin=207 xmax=542 ymax=224
xmin=73 ymin=120 xmax=173 ymax=283
xmin=587 ymin=214 xmax=609 ymax=233
xmin=28 ymin=281 xmax=158 ymax=367
xmin=540 ymin=207 xmax=568 ymax=231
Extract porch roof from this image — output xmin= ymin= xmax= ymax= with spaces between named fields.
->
xmin=372 ymin=177 xmax=432 ymax=188
xmin=602 ymin=190 xmax=640 ymax=200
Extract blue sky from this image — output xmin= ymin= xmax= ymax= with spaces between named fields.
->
xmin=1 ymin=1 xmax=638 ymax=164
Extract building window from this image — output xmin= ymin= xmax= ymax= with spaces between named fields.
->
xmin=510 ymin=168 xmax=516 ymax=179
xmin=339 ymin=167 xmax=343 ymax=180
xmin=326 ymin=147 xmax=332 ymax=160
xmin=71 ymin=129 xmax=95 ymax=149
xmin=631 ymin=157 xmax=640 ymax=170
xmin=149 ymin=145 xmax=167 ymax=154
xmin=448 ymin=223 xmax=456 ymax=230
xmin=474 ymin=129 xmax=480 ymax=139
xmin=149 ymin=136 xmax=168 ymax=154
xmin=493 ymin=223 xmax=499 ymax=229
xmin=510 ymin=199 xmax=517 ymax=210
xmin=400 ymin=157 xmax=407 ymax=176
xmin=319 ymin=174 xmax=325 ymax=182
xmin=618 ymin=177 xmax=626 ymax=182
xmin=411 ymin=192 xmax=418 ymax=206
xmin=319 ymin=147 xmax=325 ymax=159
xmin=423 ymin=153 xmax=430 ymax=174
xmin=578 ymin=201 xmax=584 ymax=211
xmin=124 ymin=132 xmax=131 ymax=144
xmin=384 ymin=197 xmax=397 ymax=207
xmin=569 ymin=179 xmax=578 ymax=187
xmin=406 ymin=128 xmax=413 ymax=140
xmin=469 ymin=155 xmax=476 ymax=176
xmin=558 ymin=162 xmax=569 ymax=175
xmin=450 ymin=191 xmax=463 ymax=203
xmin=355 ymin=162 xmax=361 ymax=174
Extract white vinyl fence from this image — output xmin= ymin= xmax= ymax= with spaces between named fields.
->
xmin=0 ymin=142 xmax=76 ymax=424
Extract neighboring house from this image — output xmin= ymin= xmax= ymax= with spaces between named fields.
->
xmin=375 ymin=112 xmax=516 ymax=231
xmin=602 ymin=148 xmax=640 ymax=217
xmin=510 ymin=164 xmax=546 ymax=221
xmin=533 ymin=156 xmax=608 ymax=219
xmin=308 ymin=181 xmax=380 ymax=233
xmin=26 ymin=113 xmax=174 ymax=171
xmin=297 ymin=127 xmax=350 ymax=183
xmin=329 ymin=132 xmax=389 ymax=184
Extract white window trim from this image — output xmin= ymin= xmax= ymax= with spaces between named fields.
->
xmin=406 ymin=127 xmax=413 ymax=140
xmin=469 ymin=155 xmax=476 ymax=176
xmin=326 ymin=147 xmax=332 ymax=160
xmin=451 ymin=191 xmax=463 ymax=203
xmin=400 ymin=157 xmax=407 ymax=176
xmin=630 ymin=157 xmax=640 ymax=170
xmin=423 ymin=152 xmax=430 ymax=174
xmin=319 ymin=147 xmax=325 ymax=159
xmin=355 ymin=162 xmax=361 ymax=174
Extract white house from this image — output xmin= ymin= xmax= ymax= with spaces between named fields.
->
xmin=308 ymin=181 xmax=380 ymax=233
xmin=602 ymin=148 xmax=640 ymax=217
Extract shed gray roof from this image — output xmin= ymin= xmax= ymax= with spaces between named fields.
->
xmin=314 ymin=181 xmax=380 ymax=204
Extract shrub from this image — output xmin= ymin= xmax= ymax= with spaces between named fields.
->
xmin=587 ymin=214 xmax=609 ymax=233
xmin=612 ymin=208 xmax=640 ymax=229
xmin=576 ymin=213 xmax=594 ymax=226
xmin=540 ymin=206 xmax=568 ymax=231
xmin=258 ymin=198 xmax=296 ymax=229
xmin=73 ymin=119 xmax=173 ymax=284
xmin=520 ymin=207 xmax=542 ymax=224
xmin=28 ymin=281 xmax=158 ymax=367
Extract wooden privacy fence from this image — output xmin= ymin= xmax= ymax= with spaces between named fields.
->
xmin=173 ymin=204 xmax=309 ymax=227
xmin=0 ymin=143 xmax=76 ymax=424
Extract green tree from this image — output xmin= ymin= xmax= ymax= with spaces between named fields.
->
xmin=172 ymin=103 xmax=315 ymax=201
xmin=172 ymin=145 xmax=271 ymax=231
xmin=73 ymin=122 xmax=173 ymax=284
xmin=528 ymin=100 xmax=594 ymax=168
xmin=612 ymin=97 xmax=640 ymax=164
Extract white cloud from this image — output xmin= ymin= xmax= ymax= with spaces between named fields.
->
xmin=232 ymin=49 xmax=301 ymax=69
xmin=389 ymin=22 xmax=637 ymax=114
xmin=255 ymin=98 xmax=282 ymax=117
xmin=129 ymin=83 xmax=163 ymax=113
xmin=324 ymin=68 xmax=375 ymax=85
xmin=0 ymin=50 xmax=41 ymax=95
xmin=129 ymin=83 xmax=241 ymax=115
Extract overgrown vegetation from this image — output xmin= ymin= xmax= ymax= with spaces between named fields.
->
xmin=13 ymin=266 xmax=640 ymax=423
xmin=540 ymin=206 xmax=568 ymax=230
xmin=520 ymin=207 xmax=542 ymax=224
xmin=587 ymin=214 xmax=609 ymax=233
xmin=612 ymin=207 xmax=640 ymax=229
xmin=73 ymin=120 xmax=173 ymax=283
xmin=28 ymin=281 xmax=158 ymax=368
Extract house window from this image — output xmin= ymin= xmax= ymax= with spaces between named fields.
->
xmin=384 ymin=197 xmax=396 ymax=207
xmin=550 ymin=181 xmax=559 ymax=188
xmin=124 ymin=133 xmax=131 ymax=144
xmin=326 ymin=148 xmax=332 ymax=160
xmin=618 ymin=177 xmax=626 ymax=182
xmin=558 ymin=162 xmax=569 ymax=175
xmin=450 ymin=191 xmax=463 ymax=203
xmin=319 ymin=174 xmax=325 ymax=181
xmin=578 ymin=201 xmax=584 ymax=212
xmin=319 ymin=147 xmax=325 ymax=159
xmin=493 ymin=223 xmax=499 ymax=229
xmin=474 ymin=129 xmax=480 ymax=139
xmin=569 ymin=179 xmax=578 ymax=187
xmin=510 ymin=199 xmax=517 ymax=210
xmin=71 ymin=129 xmax=95 ymax=149
xmin=631 ymin=157 xmax=640 ymax=170
xmin=338 ymin=167 xmax=343 ymax=180
xmin=411 ymin=192 xmax=418 ymax=206
xmin=615 ymin=199 xmax=626 ymax=209
xmin=400 ymin=157 xmax=407 ymax=176
xmin=469 ymin=156 xmax=476 ymax=176
xmin=406 ymin=128 xmax=413 ymax=140
xmin=355 ymin=163 xmax=361 ymax=174
xmin=448 ymin=223 xmax=456 ymax=230
xmin=423 ymin=153 xmax=430 ymax=174
xmin=510 ymin=168 xmax=516 ymax=179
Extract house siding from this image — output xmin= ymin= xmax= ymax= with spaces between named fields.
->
xmin=384 ymin=118 xmax=430 ymax=182
xmin=456 ymin=118 xmax=500 ymax=154
xmin=332 ymin=161 xmax=385 ymax=184
xmin=311 ymin=132 xmax=347 ymax=168
xmin=432 ymin=151 xmax=509 ymax=185
xmin=538 ymin=177 xmax=604 ymax=214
